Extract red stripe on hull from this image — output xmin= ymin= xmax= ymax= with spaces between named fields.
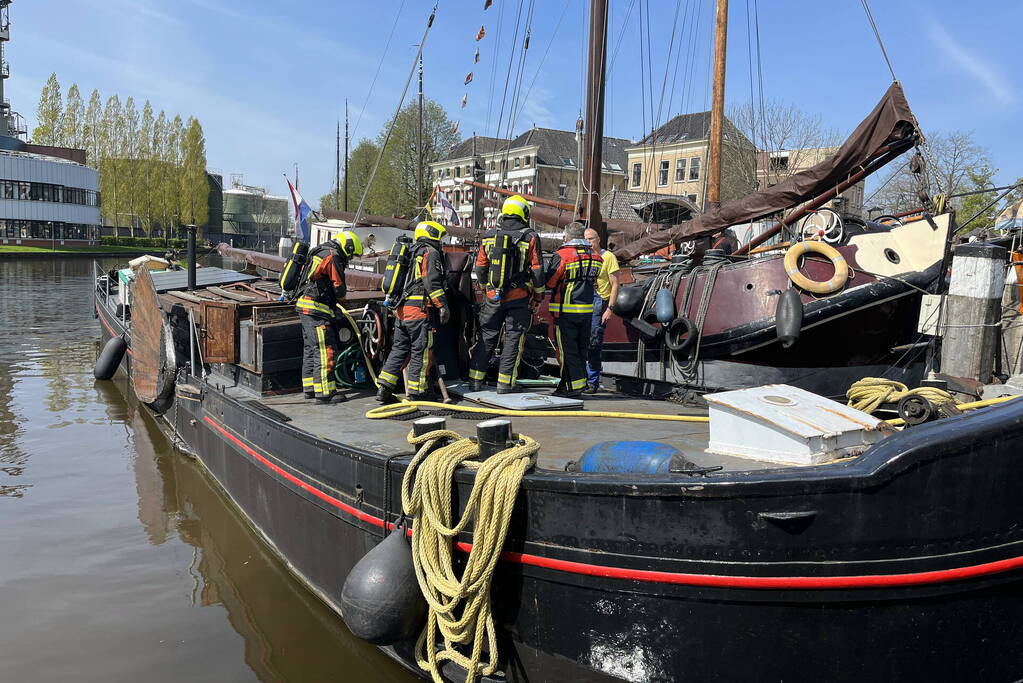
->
xmin=202 ymin=414 xmax=1023 ymax=590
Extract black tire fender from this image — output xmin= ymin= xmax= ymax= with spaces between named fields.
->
xmin=665 ymin=316 xmax=697 ymax=353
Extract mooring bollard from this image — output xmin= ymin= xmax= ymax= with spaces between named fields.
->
xmin=412 ymin=416 xmax=447 ymax=437
xmin=476 ymin=418 xmax=512 ymax=459
xmin=940 ymin=242 xmax=1007 ymax=384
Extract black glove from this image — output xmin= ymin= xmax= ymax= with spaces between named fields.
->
xmin=437 ymin=305 xmax=451 ymax=325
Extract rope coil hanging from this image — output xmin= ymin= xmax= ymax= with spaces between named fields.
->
xmin=401 ymin=428 xmax=539 ymax=683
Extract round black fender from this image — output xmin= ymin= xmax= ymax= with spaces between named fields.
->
xmin=664 ymin=316 xmax=697 ymax=353
xmin=611 ymin=283 xmax=647 ymax=319
xmin=775 ymin=288 xmax=803 ymax=349
xmin=340 ymin=524 xmax=426 ymax=645
xmin=94 ymin=335 xmax=127 ymax=380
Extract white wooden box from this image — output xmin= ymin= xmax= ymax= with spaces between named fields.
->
xmin=704 ymin=384 xmax=889 ymax=465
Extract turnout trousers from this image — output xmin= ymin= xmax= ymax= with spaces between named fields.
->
xmin=300 ymin=314 xmax=338 ymax=398
xmin=555 ymin=313 xmax=591 ymax=394
xmin=468 ymin=299 xmax=530 ymax=390
xmin=377 ymin=317 xmax=434 ymax=396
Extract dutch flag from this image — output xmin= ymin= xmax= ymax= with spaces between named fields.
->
xmin=285 ymin=175 xmax=312 ymax=242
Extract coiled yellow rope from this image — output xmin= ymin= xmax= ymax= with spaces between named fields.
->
xmin=401 ymin=428 xmax=539 ymax=683
xmin=846 ymin=377 xmax=956 ymax=414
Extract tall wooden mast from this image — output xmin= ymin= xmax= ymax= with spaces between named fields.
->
xmin=582 ymin=0 xmax=609 ymax=246
xmin=706 ymin=0 xmax=729 ymax=208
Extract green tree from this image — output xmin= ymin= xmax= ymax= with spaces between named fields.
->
xmin=60 ymin=83 xmax=84 ymax=149
xmin=179 ymin=117 xmax=208 ymax=231
xmin=83 ymin=89 xmax=103 ymax=167
xmin=159 ymin=114 xmax=183 ymax=232
xmin=333 ymin=138 xmax=393 ymax=215
xmin=373 ymin=98 xmax=460 ymax=217
xmin=32 ymin=72 xmax=62 ymax=144
xmin=137 ymin=101 xmax=156 ymax=236
xmin=99 ymin=94 xmax=123 ymax=228
xmin=120 ymin=97 xmax=141 ymax=236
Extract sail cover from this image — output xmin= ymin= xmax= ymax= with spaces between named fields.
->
xmin=615 ymin=82 xmax=919 ymax=260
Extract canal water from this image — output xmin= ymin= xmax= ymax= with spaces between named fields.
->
xmin=0 ymin=257 xmax=415 ymax=682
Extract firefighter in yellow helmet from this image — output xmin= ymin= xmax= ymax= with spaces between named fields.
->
xmin=467 ymin=194 xmax=545 ymax=394
xmin=376 ymin=221 xmax=451 ymax=403
xmin=297 ymin=230 xmax=362 ymax=403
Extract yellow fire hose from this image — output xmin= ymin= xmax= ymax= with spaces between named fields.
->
xmin=366 ymin=399 xmax=711 ymax=423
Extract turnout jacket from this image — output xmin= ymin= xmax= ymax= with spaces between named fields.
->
xmin=398 ymin=240 xmax=448 ymax=322
xmin=545 ymin=239 xmax=603 ymax=316
xmin=472 ymin=214 xmax=544 ymax=302
xmin=296 ymin=243 xmax=348 ymax=319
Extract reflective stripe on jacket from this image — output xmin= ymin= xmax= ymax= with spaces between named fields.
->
xmin=545 ymin=240 xmax=602 ymax=316
xmin=398 ymin=241 xmax=448 ymax=321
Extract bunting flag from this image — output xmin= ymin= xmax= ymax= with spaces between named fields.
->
xmin=484 ymin=0 xmax=492 ymax=9
xmin=476 ymin=25 xmax=485 ymax=41
xmin=474 ymin=47 xmax=480 ymax=63
xmin=464 ymin=72 xmax=473 ymax=85
xmin=460 ymin=93 xmax=468 ymax=108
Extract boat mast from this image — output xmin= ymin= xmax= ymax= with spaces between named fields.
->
xmin=335 ymin=119 xmax=341 ymax=211
xmin=582 ymin=0 xmax=609 ymax=246
xmin=417 ymin=56 xmax=424 ymax=216
xmin=706 ymin=0 xmax=728 ymax=209
xmin=344 ymin=99 xmax=349 ymax=212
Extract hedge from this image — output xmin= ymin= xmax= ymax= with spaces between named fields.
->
xmin=100 ymin=236 xmax=188 ymax=248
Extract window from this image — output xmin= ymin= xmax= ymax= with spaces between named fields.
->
xmin=770 ymin=155 xmax=789 ymax=172
xmin=631 ymin=162 xmax=642 ymax=187
xmin=524 ymin=155 xmax=531 ymax=167
xmin=658 ymin=160 xmax=669 ymax=186
xmin=513 ymin=157 xmax=520 ymax=169
xmin=675 ymin=158 xmax=686 ymax=182
xmin=689 ymin=157 xmax=700 ymax=181
xmin=558 ymin=184 xmax=567 ymax=200
xmin=687 ymin=193 xmax=698 ymax=204
xmin=489 ymin=160 xmax=496 ymax=171
xmin=559 ymin=155 xmax=575 ymax=166
xmin=455 ymin=166 xmax=461 ymax=177
xmin=500 ymin=159 xmax=508 ymax=172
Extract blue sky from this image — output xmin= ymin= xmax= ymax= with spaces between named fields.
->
xmin=10 ymin=0 xmax=1021 ymax=207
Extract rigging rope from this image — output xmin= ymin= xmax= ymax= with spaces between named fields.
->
xmin=860 ymin=0 xmax=897 ymax=81
xmin=402 ymin=428 xmax=539 ymax=683
xmin=349 ymin=4 xmax=438 ymax=229
xmin=350 ymin=0 xmax=408 ymax=142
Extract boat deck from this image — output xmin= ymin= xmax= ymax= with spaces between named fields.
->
xmin=254 ymin=388 xmax=786 ymax=473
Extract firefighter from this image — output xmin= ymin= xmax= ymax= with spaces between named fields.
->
xmin=468 ymin=195 xmax=544 ymax=394
xmin=545 ymin=222 xmax=603 ymax=398
xmin=297 ymin=231 xmax=363 ymax=403
xmin=376 ymin=221 xmax=451 ymax=403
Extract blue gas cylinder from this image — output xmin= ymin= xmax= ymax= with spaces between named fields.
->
xmin=575 ymin=441 xmax=686 ymax=474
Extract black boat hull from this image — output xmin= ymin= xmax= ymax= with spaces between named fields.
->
xmin=168 ymin=378 xmax=1023 ymax=682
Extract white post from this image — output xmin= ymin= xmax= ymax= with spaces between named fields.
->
xmin=940 ymin=243 xmax=1007 ymax=383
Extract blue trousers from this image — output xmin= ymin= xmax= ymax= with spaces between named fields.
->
xmin=586 ymin=293 xmax=607 ymax=386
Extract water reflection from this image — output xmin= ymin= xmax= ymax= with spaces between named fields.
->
xmin=125 ymin=377 xmax=414 ymax=682
xmin=0 ymin=256 xmax=413 ymax=682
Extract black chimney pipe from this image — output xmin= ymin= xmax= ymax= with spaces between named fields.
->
xmin=186 ymin=224 xmax=197 ymax=291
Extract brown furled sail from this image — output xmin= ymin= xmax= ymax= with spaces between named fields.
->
xmin=615 ymin=81 xmax=919 ymax=261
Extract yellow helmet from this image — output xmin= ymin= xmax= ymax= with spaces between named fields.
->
xmin=414 ymin=220 xmax=447 ymax=243
xmin=501 ymin=194 xmax=531 ymax=222
xmin=336 ymin=230 xmax=363 ymax=257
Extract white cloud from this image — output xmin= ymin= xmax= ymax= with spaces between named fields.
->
xmin=926 ymin=17 xmax=1015 ymax=105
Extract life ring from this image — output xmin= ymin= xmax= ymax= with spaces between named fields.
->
xmin=783 ymin=241 xmax=848 ymax=295
xmin=664 ymin=316 xmax=697 ymax=353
